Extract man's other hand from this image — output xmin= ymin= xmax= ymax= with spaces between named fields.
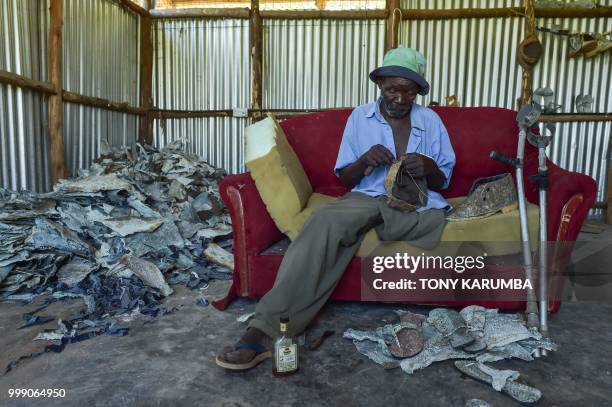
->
xmin=359 ymin=145 xmax=395 ymax=169
xmin=401 ymin=153 xmax=438 ymax=178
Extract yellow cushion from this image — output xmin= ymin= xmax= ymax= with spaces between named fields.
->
xmin=287 ymin=195 xmax=540 ymax=257
xmin=245 ymin=116 xmax=313 ymax=240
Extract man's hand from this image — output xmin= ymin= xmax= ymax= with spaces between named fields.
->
xmin=400 ymin=153 xmax=437 ymax=178
xmin=338 ymin=145 xmax=394 ymax=188
xmin=401 ymin=153 xmax=446 ymax=190
xmin=359 ymin=145 xmax=395 ymax=170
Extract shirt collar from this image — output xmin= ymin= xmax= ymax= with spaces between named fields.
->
xmin=365 ymin=98 xmax=425 ymax=131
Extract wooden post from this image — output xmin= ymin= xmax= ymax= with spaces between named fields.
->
xmin=250 ymin=0 xmax=263 ymax=121
xmin=49 ymin=0 xmax=67 ymax=184
xmin=139 ymin=0 xmax=154 ymax=145
xmin=520 ymin=0 xmax=536 ymax=107
xmin=385 ymin=0 xmax=400 ymax=52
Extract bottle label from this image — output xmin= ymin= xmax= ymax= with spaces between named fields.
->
xmin=275 ymin=343 xmax=298 ymax=372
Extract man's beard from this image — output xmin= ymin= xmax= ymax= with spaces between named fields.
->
xmin=382 ymin=99 xmax=412 ymax=118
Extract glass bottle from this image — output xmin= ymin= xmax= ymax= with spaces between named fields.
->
xmin=272 ymin=316 xmax=299 ymax=376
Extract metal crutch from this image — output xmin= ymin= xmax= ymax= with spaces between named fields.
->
xmin=528 ymin=120 xmax=555 ymax=357
xmin=490 ymin=103 xmax=542 ymax=357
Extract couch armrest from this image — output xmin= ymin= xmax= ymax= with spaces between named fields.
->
xmin=219 ymin=173 xmax=285 ymax=256
xmin=219 ymin=173 xmax=285 ymax=297
xmin=523 ymin=153 xmax=597 ymax=242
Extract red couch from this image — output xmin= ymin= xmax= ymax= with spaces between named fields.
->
xmin=213 ymin=107 xmax=597 ymax=311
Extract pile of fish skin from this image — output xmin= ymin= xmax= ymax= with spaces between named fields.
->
xmin=0 ymin=141 xmax=234 ymax=371
xmin=344 ymin=306 xmax=556 ymax=404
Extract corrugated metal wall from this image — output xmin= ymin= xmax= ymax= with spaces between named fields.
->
xmin=0 ymin=0 xmax=141 ymax=191
xmin=153 ymin=117 xmax=248 ymax=174
xmin=397 ymin=0 xmax=611 ymax=210
xmin=63 ymin=0 xmax=140 ymax=104
xmin=0 ymin=0 xmax=50 ymax=192
xmin=398 ymin=15 xmax=524 ymax=108
xmin=64 ymin=103 xmax=139 ymax=174
xmin=0 ymin=84 xmax=51 ymax=192
xmin=151 ymin=17 xmax=385 ymax=174
xmin=397 ymin=5 xmax=610 ymax=208
xmin=534 ymin=16 xmax=611 ymax=207
xmin=263 ymin=18 xmax=386 ymax=109
xmin=62 ymin=0 xmax=140 ymax=177
xmin=152 ymin=18 xmax=250 ymax=110
xmin=0 ymin=0 xmax=48 ymax=80
xmin=152 ymin=18 xmax=250 ymax=173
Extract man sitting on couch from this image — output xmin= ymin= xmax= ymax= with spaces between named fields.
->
xmin=216 ymin=47 xmax=456 ymax=370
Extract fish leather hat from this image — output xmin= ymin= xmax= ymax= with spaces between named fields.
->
xmin=369 ymin=47 xmax=430 ymax=95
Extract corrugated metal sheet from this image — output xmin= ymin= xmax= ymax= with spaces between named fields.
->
xmin=399 ymin=16 xmax=524 ymax=108
xmin=62 ymin=0 xmax=140 ymax=177
xmin=152 ymin=117 xmax=248 ymax=174
xmin=0 ymin=84 xmax=51 ymax=192
xmin=0 ymin=0 xmax=49 ymax=81
xmin=543 ymin=121 xmax=611 ymax=209
xmin=150 ymin=7 xmax=610 ymax=201
xmin=534 ymin=16 xmax=612 ymax=209
xmin=63 ymin=102 xmax=138 ymax=176
xmin=396 ymin=4 xmax=611 ymax=211
xmin=63 ymin=0 xmax=140 ymax=105
xmin=0 ymin=0 xmax=50 ymax=192
xmin=534 ymin=17 xmax=611 ymax=115
xmin=263 ymin=18 xmax=386 ymax=109
xmin=153 ymin=18 xmax=250 ymax=110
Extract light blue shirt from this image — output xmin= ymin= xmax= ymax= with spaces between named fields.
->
xmin=334 ymin=98 xmax=456 ymax=212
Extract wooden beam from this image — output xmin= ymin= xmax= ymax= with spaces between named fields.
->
xmin=151 ymin=109 xmax=327 ymax=120
xmin=0 ymin=70 xmax=56 ymax=95
xmin=399 ymin=6 xmax=612 ymax=20
xmin=150 ymin=110 xmax=233 ymax=119
xmin=62 ymin=91 xmax=146 ymax=115
xmin=49 ymin=0 xmax=67 ymax=184
xmin=152 ymin=109 xmax=612 ymax=121
xmin=147 ymin=5 xmax=611 ymax=21
xmin=385 ymin=0 xmax=400 ymax=52
xmin=536 ymin=6 xmax=612 ymax=18
xmin=401 ymin=7 xmax=523 ymax=20
xmin=261 ymin=111 xmax=315 ymax=120
xmin=260 ymin=10 xmax=388 ymax=19
xmin=540 ymin=114 xmax=612 ymax=123
xmin=117 ymin=0 xmax=150 ymax=16
xmin=139 ymin=0 xmax=154 ymax=145
xmin=150 ymin=8 xmax=250 ymax=19
xmin=250 ymin=0 xmax=263 ymax=121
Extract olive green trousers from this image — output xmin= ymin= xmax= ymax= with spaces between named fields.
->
xmin=249 ymin=192 xmax=446 ymax=337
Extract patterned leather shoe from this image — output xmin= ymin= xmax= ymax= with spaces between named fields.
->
xmin=447 ymin=173 xmax=517 ymax=221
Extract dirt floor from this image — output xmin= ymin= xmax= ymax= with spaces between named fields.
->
xmin=1 ymin=221 xmax=611 ymax=407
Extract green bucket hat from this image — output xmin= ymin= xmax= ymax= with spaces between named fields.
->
xmin=369 ymin=47 xmax=430 ymax=95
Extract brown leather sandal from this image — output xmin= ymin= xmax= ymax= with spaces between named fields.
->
xmin=389 ymin=313 xmax=423 ymax=358
xmin=215 ymin=342 xmax=272 ymax=370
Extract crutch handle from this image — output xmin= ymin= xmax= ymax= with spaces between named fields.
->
xmin=490 ymin=151 xmax=518 ymax=168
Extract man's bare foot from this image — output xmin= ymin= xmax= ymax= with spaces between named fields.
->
xmin=215 ymin=328 xmax=273 ymax=370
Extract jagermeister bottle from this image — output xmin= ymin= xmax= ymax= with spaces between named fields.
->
xmin=272 ymin=316 xmax=299 ymax=376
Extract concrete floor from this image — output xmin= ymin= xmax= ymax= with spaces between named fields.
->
xmin=1 ymin=221 xmax=612 ymax=407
